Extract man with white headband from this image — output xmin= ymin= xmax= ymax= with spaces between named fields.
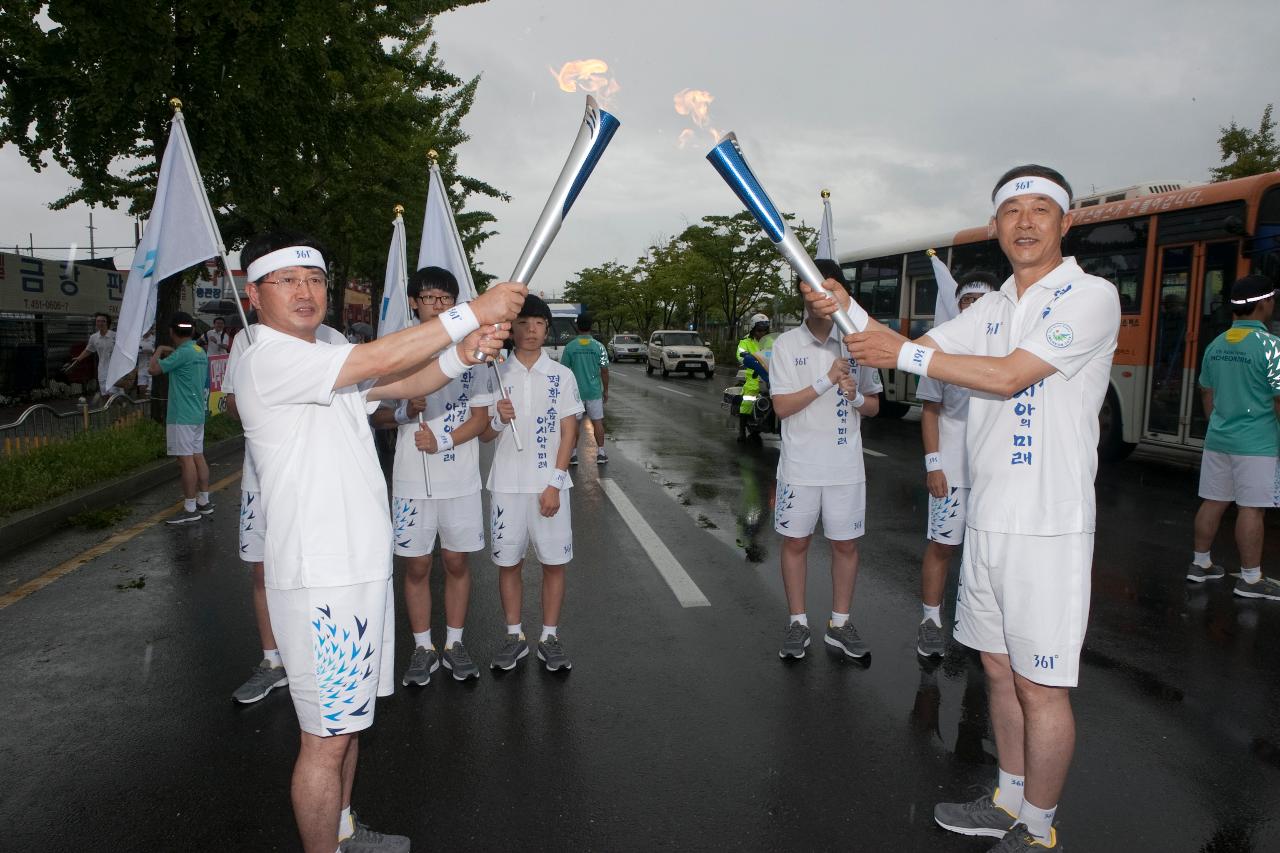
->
xmin=1189 ymin=274 xmax=1280 ymax=600
xmin=232 ymin=229 xmax=524 ymax=853
xmin=804 ymin=165 xmax=1119 ymax=852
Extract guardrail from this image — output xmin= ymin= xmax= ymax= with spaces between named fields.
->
xmin=0 ymin=394 xmax=151 ymax=457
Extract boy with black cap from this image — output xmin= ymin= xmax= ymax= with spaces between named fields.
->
xmin=475 ymin=294 xmax=584 ymax=672
xmin=150 ymin=311 xmax=211 ymax=524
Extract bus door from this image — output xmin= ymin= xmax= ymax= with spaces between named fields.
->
xmin=1187 ymin=241 xmax=1242 ymax=442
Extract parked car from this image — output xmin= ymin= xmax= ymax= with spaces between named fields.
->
xmin=646 ymin=330 xmax=716 ymax=378
xmin=608 ymin=333 xmax=645 ymax=362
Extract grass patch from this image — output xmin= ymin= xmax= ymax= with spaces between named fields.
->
xmin=69 ymin=505 xmax=133 ymax=529
xmin=204 ymin=414 xmax=243 ymax=442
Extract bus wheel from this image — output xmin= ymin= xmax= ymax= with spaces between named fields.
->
xmin=1098 ymin=388 xmax=1136 ymax=463
xmin=880 ymin=400 xmax=910 ymax=419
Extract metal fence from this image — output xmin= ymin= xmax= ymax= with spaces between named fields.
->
xmin=0 ymin=393 xmax=150 ymax=457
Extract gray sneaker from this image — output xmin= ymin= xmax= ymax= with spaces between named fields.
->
xmin=196 ymin=499 xmax=215 ymax=515
xmin=596 ymin=450 xmax=609 ymax=464
xmin=778 ymin=621 xmax=811 ymax=659
xmin=1186 ymin=562 xmax=1225 ymax=582
xmin=1233 ymin=576 xmax=1280 ymax=600
xmin=824 ymin=620 xmax=869 ymax=658
xmin=441 ymin=641 xmax=480 ymax=680
xmin=988 ymin=822 xmax=1059 ymax=851
xmin=490 ymin=633 xmax=529 ymax=671
xmin=231 ymin=659 xmax=287 ymax=704
xmin=933 ymin=792 xmax=1018 ymax=838
xmin=537 ymin=635 xmax=572 ymax=671
xmin=166 ymin=510 xmax=202 ymax=525
xmin=340 ymin=812 xmax=410 ymax=853
xmin=401 ymin=645 xmax=439 ymax=687
xmin=917 ymin=619 xmax=945 ymax=658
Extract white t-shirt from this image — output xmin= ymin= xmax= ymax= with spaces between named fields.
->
xmin=916 ymin=377 xmax=973 ymax=488
xmin=926 ymin=257 xmax=1120 ymax=536
xmin=86 ymin=330 xmax=116 ymax=386
xmin=472 ymin=352 xmax=584 ymax=494
xmin=226 ymin=324 xmax=345 ymax=493
xmin=232 ymin=324 xmax=391 ymax=590
xmin=769 ymin=322 xmax=884 ymax=486
xmin=202 ymin=329 xmax=230 ymax=356
xmin=391 ymin=361 xmax=496 ymax=500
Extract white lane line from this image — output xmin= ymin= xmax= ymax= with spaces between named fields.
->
xmin=599 ymin=478 xmax=711 ymax=608
xmin=610 ymin=371 xmax=695 ymax=397
xmin=863 ymin=447 xmax=887 ymax=458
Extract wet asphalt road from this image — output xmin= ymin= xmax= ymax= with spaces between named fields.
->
xmin=3 ymin=361 xmax=1279 ymax=852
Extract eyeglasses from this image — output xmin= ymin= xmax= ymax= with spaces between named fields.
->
xmin=417 ymin=294 xmax=456 ymax=306
xmin=263 ymin=274 xmax=327 ymax=291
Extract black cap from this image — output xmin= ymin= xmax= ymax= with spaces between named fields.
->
xmin=169 ymin=311 xmax=196 ymax=334
xmin=1229 ymin=274 xmax=1277 ymax=306
xmin=519 ymin=294 xmax=553 ymax=325
xmin=813 ymin=258 xmax=851 ymax=293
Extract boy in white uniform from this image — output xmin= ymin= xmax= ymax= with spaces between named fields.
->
xmin=769 ymin=261 xmax=881 ymax=661
xmin=370 ymin=267 xmax=493 ymax=685
xmin=914 ymin=271 xmax=997 ymax=658
xmin=474 ymin=295 xmax=584 ymax=673
xmin=814 ymin=165 xmax=1120 ymax=852
xmin=233 ymin=229 xmax=523 ymax=853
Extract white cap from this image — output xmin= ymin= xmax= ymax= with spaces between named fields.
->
xmin=750 ymin=313 xmax=770 ymax=326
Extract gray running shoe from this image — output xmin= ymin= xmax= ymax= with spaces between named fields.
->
xmin=340 ymin=812 xmax=410 ymax=853
xmin=196 ymin=500 xmax=215 ymax=515
xmin=824 ymin=620 xmax=869 ymax=658
xmin=933 ymin=792 xmax=1018 ymax=838
xmin=401 ymin=645 xmax=439 ymax=687
xmin=232 ymin=659 xmax=287 ymax=704
xmin=537 ymin=635 xmax=572 ymax=671
xmin=987 ymin=822 xmax=1059 ymax=851
xmin=778 ymin=621 xmax=811 ymax=659
xmin=166 ymin=510 xmax=202 ymax=525
xmin=490 ymin=633 xmax=529 ymax=671
xmin=1233 ymin=576 xmax=1280 ymax=600
xmin=917 ymin=619 xmax=945 ymax=658
xmin=1186 ymin=562 xmax=1225 ymax=582
xmin=441 ymin=641 xmax=480 ymax=680
xmin=596 ymin=450 xmax=609 ymax=464
xmin=570 ymin=450 xmax=579 ymax=466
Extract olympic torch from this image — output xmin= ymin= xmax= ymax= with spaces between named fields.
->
xmin=706 ymin=133 xmax=867 ymax=335
xmin=484 ymin=94 xmax=621 ymax=450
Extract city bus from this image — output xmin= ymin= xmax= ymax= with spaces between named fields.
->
xmin=838 ymin=171 xmax=1280 ymax=461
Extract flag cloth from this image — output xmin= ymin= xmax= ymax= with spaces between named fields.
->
xmin=106 ymin=111 xmax=222 ymax=388
xmin=378 ymin=213 xmax=412 ymax=338
xmin=417 ymin=161 xmax=477 ymax=303
xmin=929 ymin=250 xmax=961 ymax=327
xmin=815 ymin=194 xmax=836 ymax=261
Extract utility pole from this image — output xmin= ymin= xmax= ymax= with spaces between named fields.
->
xmin=87 ymin=209 xmax=97 ymax=259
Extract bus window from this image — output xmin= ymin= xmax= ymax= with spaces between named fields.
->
xmin=855 ymin=256 xmax=902 ymax=319
xmin=949 ymin=239 xmax=1012 ymax=283
xmin=1157 ymin=201 xmax=1246 ymax=244
xmin=1065 ymin=219 xmax=1149 ymax=314
xmin=1253 ymin=186 xmax=1280 ymax=282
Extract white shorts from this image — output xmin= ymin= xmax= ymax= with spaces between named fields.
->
xmin=391 ymin=492 xmax=485 ymax=556
xmin=266 ymin=577 xmax=395 ymax=737
xmin=1198 ymin=450 xmax=1280 ymax=508
xmin=166 ymin=423 xmax=204 ymax=456
xmin=239 ymin=490 xmax=265 ymax=563
xmin=954 ymin=529 xmax=1093 ymax=688
xmin=773 ymin=481 xmax=866 ymax=540
xmin=927 ymin=486 xmax=969 ymax=544
xmin=490 ymin=492 xmax=574 ymax=567
xmin=577 ymin=398 xmax=604 ymax=421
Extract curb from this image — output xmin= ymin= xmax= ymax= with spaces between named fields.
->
xmin=0 ymin=435 xmax=244 ymax=555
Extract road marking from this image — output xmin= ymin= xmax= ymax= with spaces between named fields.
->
xmin=599 ymin=478 xmax=711 ymax=608
xmin=609 ymin=371 xmax=697 ymax=398
xmin=0 ymin=470 xmax=243 ymax=611
xmin=863 ymin=447 xmax=887 ymax=457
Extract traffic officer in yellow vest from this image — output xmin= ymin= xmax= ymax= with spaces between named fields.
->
xmin=737 ymin=313 xmax=772 ymax=441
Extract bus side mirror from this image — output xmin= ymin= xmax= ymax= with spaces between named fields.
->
xmin=1223 ymin=215 xmax=1247 ymax=236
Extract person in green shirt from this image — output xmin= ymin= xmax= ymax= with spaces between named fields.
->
xmin=150 ymin=311 xmax=212 ymax=524
xmin=1190 ymin=274 xmax=1280 ymax=600
xmin=560 ymin=313 xmax=610 ymax=464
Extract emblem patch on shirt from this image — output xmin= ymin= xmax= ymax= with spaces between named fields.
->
xmin=1046 ymin=323 xmax=1073 ymax=349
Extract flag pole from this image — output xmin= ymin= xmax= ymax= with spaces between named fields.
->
xmin=397 ymin=200 xmax=434 ymax=497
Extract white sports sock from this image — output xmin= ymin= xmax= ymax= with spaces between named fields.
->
xmin=183 ymin=498 xmax=196 ymax=513
xmin=1017 ymin=799 xmax=1057 ymax=845
xmin=830 ymin=611 xmax=849 ymax=628
xmin=263 ymin=648 xmax=283 ymax=668
xmin=1242 ymin=566 xmax=1262 ymax=584
xmin=1193 ymin=551 xmax=1213 ymax=568
xmin=412 ymin=629 xmax=432 ymax=650
xmin=994 ymin=768 xmax=1025 ymax=814
xmin=446 ymin=625 xmax=464 ymax=648
xmin=921 ymin=603 xmax=942 ymax=626
xmin=789 ymin=613 xmax=808 ymax=627
xmin=338 ymin=806 xmax=353 ymax=841
xmin=541 ymin=625 xmax=558 ymax=641
xmin=197 ymin=491 xmax=209 ymax=504
xmin=507 ymin=623 xmax=523 ymax=637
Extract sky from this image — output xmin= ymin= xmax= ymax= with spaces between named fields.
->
xmin=2 ymin=0 xmax=1278 ymax=295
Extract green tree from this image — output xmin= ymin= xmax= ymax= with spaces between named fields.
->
xmin=1211 ymin=103 xmax=1279 ymax=182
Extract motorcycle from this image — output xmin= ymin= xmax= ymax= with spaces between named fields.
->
xmin=723 ymin=337 xmax=779 ymax=441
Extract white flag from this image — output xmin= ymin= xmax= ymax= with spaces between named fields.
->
xmin=378 ymin=213 xmax=411 ymax=338
xmin=815 ymin=193 xmax=836 ymax=261
xmin=929 ymin=250 xmax=962 ymax=327
xmin=106 ymin=111 xmax=222 ymax=388
xmin=417 ymin=161 xmax=477 ymax=303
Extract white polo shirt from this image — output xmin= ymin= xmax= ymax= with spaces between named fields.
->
xmin=916 ymin=377 xmax=974 ymax=488
xmin=926 ymin=257 xmax=1120 ymax=536
xmin=233 ymin=324 xmax=392 ymax=590
xmin=472 ymin=351 xmax=584 ymax=494
xmin=391 ymin=360 xmax=495 ymax=500
xmin=769 ymin=322 xmax=884 ymax=487
xmin=86 ymin=330 xmax=116 ymax=387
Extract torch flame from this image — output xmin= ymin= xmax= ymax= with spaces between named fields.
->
xmin=550 ymin=59 xmax=620 ymax=106
xmin=673 ymin=88 xmax=721 ymax=147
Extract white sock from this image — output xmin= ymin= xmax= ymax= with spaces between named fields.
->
xmin=263 ymin=648 xmax=283 ymax=668
xmin=338 ymin=806 xmax=353 ymax=841
xmin=994 ymin=768 xmax=1025 ymax=814
xmin=507 ymin=623 xmax=523 ymax=637
xmin=921 ymin=603 xmax=942 ymax=626
xmin=412 ymin=629 xmax=432 ymax=650
xmin=830 ymin=611 xmax=849 ymax=628
xmin=789 ymin=613 xmax=808 ymax=627
xmin=183 ymin=498 xmax=196 ymax=513
xmin=446 ymin=625 xmax=463 ymax=648
xmin=541 ymin=625 xmax=558 ymax=641
xmin=1193 ymin=550 xmax=1213 ymax=568
xmin=198 ymin=491 xmax=209 ymax=504
xmin=1242 ymin=566 xmax=1262 ymax=584
xmin=1017 ymin=799 xmax=1057 ymax=845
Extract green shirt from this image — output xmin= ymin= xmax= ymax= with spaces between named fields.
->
xmin=560 ymin=335 xmax=608 ymax=401
xmin=1199 ymin=320 xmax=1280 ymax=456
xmin=160 ymin=340 xmax=209 ymax=425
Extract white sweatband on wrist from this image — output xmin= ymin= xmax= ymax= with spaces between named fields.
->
xmin=490 ymin=413 xmax=508 ymax=432
xmin=925 ymin=452 xmax=943 ymax=472
xmin=439 ymin=303 xmax=479 ymax=343
xmin=245 ymin=246 xmax=326 ymax=282
xmin=438 ymin=346 xmax=466 ymax=379
xmin=394 ymin=401 xmax=411 ymax=426
xmin=434 ymin=429 xmax=454 ymax=453
xmin=548 ymin=469 xmax=569 ymax=490
xmin=811 ymin=375 xmax=834 ymax=396
xmin=992 ymin=176 xmax=1070 ymax=214
xmin=896 ymin=343 xmax=935 ymax=377
xmin=850 ymin=392 xmax=866 ymax=409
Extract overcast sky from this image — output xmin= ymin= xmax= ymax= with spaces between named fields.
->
xmin=3 ymin=0 xmax=1277 ymax=295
